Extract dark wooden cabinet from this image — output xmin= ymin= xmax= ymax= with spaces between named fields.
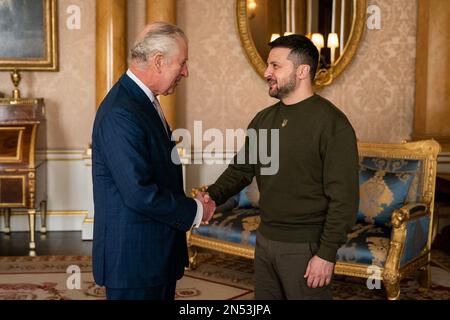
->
xmin=0 ymin=98 xmax=47 ymax=254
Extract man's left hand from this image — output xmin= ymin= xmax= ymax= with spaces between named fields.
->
xmin=304 ymin=255 xmax=334 ymax=288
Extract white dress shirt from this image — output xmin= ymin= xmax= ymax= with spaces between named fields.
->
xmin=126 ymin=69 xmax=203 ymax=228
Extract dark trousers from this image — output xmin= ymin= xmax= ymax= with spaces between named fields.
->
xmin=106 ymin=281 xmax=177 ymax=300
xmin=254 ymin=231 xmax=333 ymax=300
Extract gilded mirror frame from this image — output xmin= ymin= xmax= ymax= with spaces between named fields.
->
xmin=236 ymin=0 xmax=367 ymax=89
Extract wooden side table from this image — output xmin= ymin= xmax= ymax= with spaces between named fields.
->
xmin=0 ymin=98 xmax=47 ymax=255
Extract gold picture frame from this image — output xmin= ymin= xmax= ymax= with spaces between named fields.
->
xmin=0 ymin=0 xmax=58 ymax=71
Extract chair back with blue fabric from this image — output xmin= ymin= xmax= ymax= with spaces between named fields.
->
xmin=335 ymin=140 xmax=440 ymax=300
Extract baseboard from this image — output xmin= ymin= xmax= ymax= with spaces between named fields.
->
xmin=0 ymin=211 xmax=87 ymax=232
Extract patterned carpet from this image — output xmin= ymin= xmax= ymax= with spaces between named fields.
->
xmin=190 ymin=249 xmax=450 ymax=300
xmin=0 ymin=250 xmax=449 ymax=300
xmin=0 ymin=254 xmax=253 ymax=300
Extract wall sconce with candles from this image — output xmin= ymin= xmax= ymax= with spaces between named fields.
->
xmin=269 ymin=32 xmax=294 ymax=43
xmin=270 ymin=33 xmax=281 ymax=42
xmin=311 ymin=32 xmax=340 ymax=67
xmin=327 ymin=33 xmax=339 ymax=66
xmin=247 ymin=0 xmax=257 ymax=10
xmin=247 ymin=0 xmax=257 ymax=18
xmin=270 ymin=32 xmax=339 ymax=70
xmin=311 ymin=33 xmax=325 ymax=57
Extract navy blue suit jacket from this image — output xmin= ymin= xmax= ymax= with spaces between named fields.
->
xmin=91 ymin=73 xmax=197 ymax=288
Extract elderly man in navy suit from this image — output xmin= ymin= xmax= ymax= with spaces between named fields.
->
xmin=91 ymin=22 xmax=216 ymax=300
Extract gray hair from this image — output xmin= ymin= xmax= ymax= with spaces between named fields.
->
xmin=130 ymin=22 xmax=187 ymax=66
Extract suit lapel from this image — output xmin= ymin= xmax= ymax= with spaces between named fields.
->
xmin=119 ymin=74 xmax=172 ymax=144
xmin=118 ymin=73 xmax=184 ymax=189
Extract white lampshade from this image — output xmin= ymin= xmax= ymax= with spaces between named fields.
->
xmin=327 ymin=33 xmax=339 ymax=48
xmin=270 ymin=33 xmax=281 ymax=42
xmin=284 ymin=32 xmax=294 ymax=36
xmin=311 ymin=33 xmax=324 ymax=49
xmin=248 ymin=0 xmax=257 ymax=10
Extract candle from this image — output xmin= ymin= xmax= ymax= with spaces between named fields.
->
xmin=327 ymin=33 xmax=339 ymax=65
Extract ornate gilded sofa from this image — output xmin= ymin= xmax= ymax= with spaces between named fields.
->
xmin=188 ymin=140 xmax=441 ymax=300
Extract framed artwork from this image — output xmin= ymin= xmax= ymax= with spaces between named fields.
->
xmin=0 ymin=0 xmax=58 ymax=71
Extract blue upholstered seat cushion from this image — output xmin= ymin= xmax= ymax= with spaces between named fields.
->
xmin=192 ymin=207 xmax=260 ymax=247
xmin=336 ymin=222 xmax=392 ymax=267
xmin=336 ymin=218 xmax=430 ymax=268
xmin=357 ymin=167 xmax=415 ymax=227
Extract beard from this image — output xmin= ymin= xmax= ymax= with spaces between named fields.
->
xmin=268 ymin=70 xmax=297 ymax=99
xmin=163 ymin=76 xmax=182 ymax=95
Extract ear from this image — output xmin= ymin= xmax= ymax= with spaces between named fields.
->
xmin=153 ymin=53 xmax=164 ymax=73
xmin=297 ymin=64 xmax=311 ymax=80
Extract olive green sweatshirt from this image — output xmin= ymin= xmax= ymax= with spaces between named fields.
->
xmin=207 ymin=94 xmax=359 ymax=263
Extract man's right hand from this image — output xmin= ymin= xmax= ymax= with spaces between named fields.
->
xmin=195 ymin=192 xmax=216 ymax=224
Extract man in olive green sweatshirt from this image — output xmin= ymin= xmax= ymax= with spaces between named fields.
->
xmin=203 ymin=35 xmax=359 ymax=299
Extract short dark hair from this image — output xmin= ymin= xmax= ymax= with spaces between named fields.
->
xmin=268 ymin=34 xmax=319 ymax=81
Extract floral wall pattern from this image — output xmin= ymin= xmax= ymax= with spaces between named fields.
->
xmin=177 ymin=0 xmax=418 ymax=147
xmin=0 ymin=0 xmax=417 ymax=150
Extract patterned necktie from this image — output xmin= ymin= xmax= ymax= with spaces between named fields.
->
xmin=152 ymin=97 xmax=170 ymax=138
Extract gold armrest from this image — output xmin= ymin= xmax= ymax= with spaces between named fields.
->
xmin=391 ymin=203 xmax=429 ymax=228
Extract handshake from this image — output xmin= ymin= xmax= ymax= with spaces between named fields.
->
xmin=195 ymin=192 xmax=216 ymax=225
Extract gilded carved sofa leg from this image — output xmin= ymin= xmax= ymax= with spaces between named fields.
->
xmin=187 ymin=245 xmax=198 ymax=270
xmin=186 ymin=231 xmax=198 ymax=270
xmin=383 ymin=271 xmax=400 ymax=300
xmin=418 ymin=264 xmax=431 ymax=288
